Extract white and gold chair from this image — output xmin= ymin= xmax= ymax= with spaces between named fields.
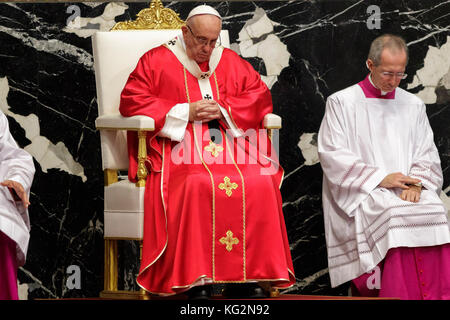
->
xmin=92 ymin=0 xmax=281 ymax=299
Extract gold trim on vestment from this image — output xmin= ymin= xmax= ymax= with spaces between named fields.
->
xmin=192 ymin=122 xmax=217 ymax=280
xmin=204 ymin=140 xmax=223 ymax=157
xmin=171 ymin=274 xmax=210 ymax=290
xmin=213 ymin=277 xmax=292 ymax=284
xmin=224 ymin=135 xmax=247 ymax=280
xmin=185 ymin=68 xmax=218 ymax=281
xmin=168 ymin=36 xmax=224 ymax=80
xmin=226 ymin=105 xmax=241 ymax=133
xmin=279 ymin=166 xmax=285 ymax=189
xmin=185 ymin=66 xmax=248 ymax=281
xmin=219 ymin=230 xmax=239 ymax=252
xmin=112 ymin=1 xmax=290 ymax=296
xmin=138 ymin=273 xmax=295 ymax=296
xmin=141 ymin=275 xmax=210 ymax=297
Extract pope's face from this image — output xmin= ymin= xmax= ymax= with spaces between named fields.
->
xmin=367 ymin=48 xmax=408 ymax=93
xmin=183 ymin=15 xmax=222 ymax=64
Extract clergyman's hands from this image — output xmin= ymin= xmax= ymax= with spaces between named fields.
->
xmin=189 ymin=99 xmax=223 ymax=122
xmin=400 ymin=185 xmax=422 ymax=203
xmin=1 ymin=180 xmax=30 ymax=208
xmin=378 ymin=172 xmax=422 ymax=203
xmin=379 ymin=172 xmax=421 ymax=190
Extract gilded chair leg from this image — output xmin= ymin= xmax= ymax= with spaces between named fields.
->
xmin=104 ymin=239 xmax=118 ymax=291
xmin=270 ymin=288 xmax=280 ymax=298
xmin=259 ymin=281 xmax=280 ymax=298
xmin=138 ymin=241 xmax=149 ymax=297
xmin=136 ymin=131 xmax=148 ymax=187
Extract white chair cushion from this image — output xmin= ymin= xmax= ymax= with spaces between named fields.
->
xmin=92 ymin=30 xmax=181 ymax=116
xmin=96 ymin=114 xmax=156 ymax=170
xmin=99 ymin=131 xmax=128 ymax=171
xmin=92 ymin=30 xmax=179 ymax=170
xmin=104 ymin=180 xmax=145 ymax=239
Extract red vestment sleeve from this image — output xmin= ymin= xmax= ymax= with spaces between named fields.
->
xmin=216 ymin=49 xmax=273 ymax=132
xmin=119 ymin=47 xmax=181 ymax=182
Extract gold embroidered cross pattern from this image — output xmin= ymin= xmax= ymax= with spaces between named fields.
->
xmin=219 ymin=230 xmax=239 ymax=252
xmin=204 ymin=140 xmax=223 ymax=157
xmin=218 ymin=176 xmax=238 ymax=197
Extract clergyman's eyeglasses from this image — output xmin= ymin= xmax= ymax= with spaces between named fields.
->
xmin=187 ymin=25 xmax=221 ymax=48
xmin=380 ymin=71 xmax=407 ymax=80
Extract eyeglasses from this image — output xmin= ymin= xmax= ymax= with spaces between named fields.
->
xmin=187 ymin=25 xmax=221 ymax=48
xmin=380 ymin=71 xmax=407 ymax=80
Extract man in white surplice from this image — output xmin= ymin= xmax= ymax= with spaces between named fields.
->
xmin=318 ymin=34 xmax=450 ymax=299
xmin=0 ymin=111 xmax=35 ymax=300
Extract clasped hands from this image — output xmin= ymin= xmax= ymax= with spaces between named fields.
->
xmin=379 ymin=172 xmax=422 ymax=203
xmin=189 ymin=99 xmax=224 ymax=122
xmin=1 ymin=180 xmax=30 ymax=208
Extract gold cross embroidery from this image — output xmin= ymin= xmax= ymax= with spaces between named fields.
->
xmin=219 ymin=230 xmax=239 ymax=252
xmin=218 ymin=176 xmax=238 ymax=197
xmin=204 ymin=140 xmax=223 ymax=157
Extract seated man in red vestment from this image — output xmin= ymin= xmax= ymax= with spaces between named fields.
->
xmin=119 ymin=5 xmax=295 ymax=299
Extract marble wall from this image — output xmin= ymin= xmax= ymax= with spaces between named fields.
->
xmin=0 ymin=0 xmax=449 ymax=299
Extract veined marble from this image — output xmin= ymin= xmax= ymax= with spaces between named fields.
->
xmin=0 ymin=77 xmax=86 ymax=182
xmin=0 ymin=1 xmax=448 ymax=299
xmin=408 ymin=36 xmax=450 ymax=104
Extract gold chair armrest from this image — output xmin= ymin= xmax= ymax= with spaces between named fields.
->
xmin=95 ymin=114 xmax=155 ymax=131
xmin=263 ymin=113 xmax=282 ymax=130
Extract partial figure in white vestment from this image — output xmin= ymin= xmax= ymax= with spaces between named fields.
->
xmin=0 ymin=111 xmax=35 ymax=300
xmin=318 ymin=34 xmax=450 ymax=300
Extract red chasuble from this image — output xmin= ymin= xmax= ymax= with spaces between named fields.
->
xmin=120 ymin=44 xmax=295 ymax=295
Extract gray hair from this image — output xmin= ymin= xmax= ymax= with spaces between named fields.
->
xmin=368 ymin=34 xmax=409 ymax=66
